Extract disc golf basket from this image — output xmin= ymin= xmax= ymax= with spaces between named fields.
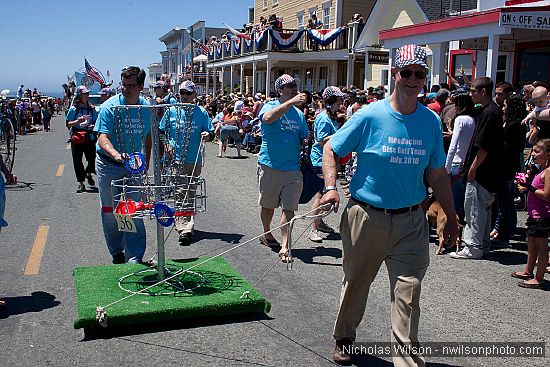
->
xmin=109 ymin=104 xmax=207 ymax=293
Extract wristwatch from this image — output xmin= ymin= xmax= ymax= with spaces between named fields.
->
xmin=323 ymin=186 xmax=338 ymax=194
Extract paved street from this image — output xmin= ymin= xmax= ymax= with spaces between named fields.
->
xmin=0 ymin=113 xmax=548 ymax=367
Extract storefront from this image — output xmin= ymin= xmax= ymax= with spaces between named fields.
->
xmin=379 ymin=0 xmax=550 ymax=88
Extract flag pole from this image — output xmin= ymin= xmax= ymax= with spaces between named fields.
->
xmin=190 ymin=27 xmax=194 ymax=83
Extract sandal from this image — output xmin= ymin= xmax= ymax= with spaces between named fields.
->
xmin=517 ymin=280 xmax=543 ymax=289
xmin=279 ymin=251 xmax=294 ymax=263
xmin=511 ymin=271 xmax=534 ymax=280
xmin=260 ymin=236 xmax=280 ymax=248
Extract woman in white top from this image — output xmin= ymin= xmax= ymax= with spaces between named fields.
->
xmin=444 ymin=92 xmax=476 ymax=223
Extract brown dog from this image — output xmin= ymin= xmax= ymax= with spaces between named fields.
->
xmin=426 ymin=201 xmax=462 ymax=254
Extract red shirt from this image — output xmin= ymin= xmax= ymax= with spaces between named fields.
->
xmin=428 ymin=101 xmax=444 ymax=115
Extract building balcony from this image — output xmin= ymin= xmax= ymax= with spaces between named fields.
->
xmin=207 ymin=23 xmax=362 ymax=64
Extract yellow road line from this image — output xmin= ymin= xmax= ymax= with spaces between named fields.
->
xmin=56 ymin=164 xmax=65 ymax=176
xmin=24 ymin=224 xmax=49 ymax=276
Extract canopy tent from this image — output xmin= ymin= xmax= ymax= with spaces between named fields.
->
xmin=193 ymin=54 xmax=208 ymax=63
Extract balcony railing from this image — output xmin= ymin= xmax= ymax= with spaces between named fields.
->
xmin=207 ymin=23 xmax=363 ymax=63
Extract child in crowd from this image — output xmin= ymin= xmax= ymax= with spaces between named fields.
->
xmin=41 ymin=104 xmax=51 ymax=132
xmin=525 ymin=86 xmax=549 ymax=143
xmin=512 ymin=138 xmax=550 ymax=289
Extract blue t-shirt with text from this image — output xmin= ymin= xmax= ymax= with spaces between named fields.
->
xmin=258 ymin=100 xmax=309 ymax=171
xmin=66 ymin=104 xmax=98 ymax=131
xmin=330 ymin=99 xmax=445 ymax=208
xmin=94 ymin=93 xmax=151 ymax=155
xmin=159 ymin=105 xmax=213 ymax=164
xmin=310 ymin=111 xmax=339 ymax=167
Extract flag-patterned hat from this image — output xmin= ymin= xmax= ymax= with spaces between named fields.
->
xmin=179 ymin=80 xmax=196 ymax=93
xmin=151 ymin=80 xmax=169 ymax=90
xmin=395 ymin=44 xmax=429 ymax=70
xmin=99 ymin=87 xmax=112 ymax=95
xmin=274 ymin=74 xmax=295 ymax=91
xmin=322 ymin=86 xmax=346 ymax=99
xmin=76 ymin=86 xmax=90 ymax=95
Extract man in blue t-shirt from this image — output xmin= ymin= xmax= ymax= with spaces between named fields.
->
xmin=94 ymin=66 xmax=152 ymax=264
xmin=257 ymin=74 xmax=309 ymax=262
xmin=321 ymin=44 xmax=459 ymax=365
xmin=159 ymin=80 xmax=214 ymax=245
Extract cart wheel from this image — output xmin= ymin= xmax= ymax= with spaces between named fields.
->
xmin=154 ymin=202 xmax=174 ymax=227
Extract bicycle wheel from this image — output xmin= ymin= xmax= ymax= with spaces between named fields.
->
xmin=0 ymin=118 xmax=15 ymax=172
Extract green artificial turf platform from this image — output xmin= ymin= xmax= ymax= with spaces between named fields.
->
xmin=73 ymin=257 xmax=271 ymax=329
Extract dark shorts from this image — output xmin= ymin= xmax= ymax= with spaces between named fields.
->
xmin=526 ymin=217 xmax=550 ymax=238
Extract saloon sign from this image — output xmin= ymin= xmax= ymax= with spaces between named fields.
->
xmin=368 ymin=51 xmax=389 ymax=65
xmin=500 ymin=11 xmax=550 ymax=30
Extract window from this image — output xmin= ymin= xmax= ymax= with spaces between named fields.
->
xmin=381 ymin=69 xmax=389 ymax=86
xmin=263 ymin=0 xmax=267 ymax=10
xmin=305 ymin=68 xmax=314 ymax=91
xmin=496 ymin=55 xmax=507 ymax=83
xmin=297 ymin=11 xmax=304 ymax=28
xmin=309 ymin=7 xmax=317 ymax=20
xmin=272 ymin=0 xmax=278 ymax=6
xmin=319 ymin=66 xmax=328 ymax=90
xmin=322 ymin=1 xmax=331 ymax=29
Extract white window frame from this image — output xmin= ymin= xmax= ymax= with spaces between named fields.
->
xmin=297 ymin=11 xmax=304 ymax=28
xmin=309 ymin=7 xmax=317 ymax=20
xmin=322 ymin=1 xmax=331 ymax=29
xmin=263 ymin=0 xmax=268 ymax=10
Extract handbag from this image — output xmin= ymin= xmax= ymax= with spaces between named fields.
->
xmin=299 ymin=144 xmax=324 ymax=204
xmin=71 ymin=130 xmax=87 ymax=144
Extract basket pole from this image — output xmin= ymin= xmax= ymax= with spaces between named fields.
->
xmin=150 ymin=107 xmax=166 ymax=280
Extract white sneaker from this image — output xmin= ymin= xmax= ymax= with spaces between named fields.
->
xmin=309 ymin=230 xmax=323 ymax=242
xmin=450 ymin=247 xmax=482 ymax=260
xmin=317 ymin=221 xmax=335 ymax=233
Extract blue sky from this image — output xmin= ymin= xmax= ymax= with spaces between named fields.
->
xmin=0 ymin=0 xmax=253 ymax=94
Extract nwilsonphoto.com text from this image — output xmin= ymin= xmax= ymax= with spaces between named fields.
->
xmin=344 ymin=342 xmax=546 ymax=358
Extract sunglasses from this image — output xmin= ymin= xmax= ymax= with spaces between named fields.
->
xmin=180 ymin=91 xmax=194 ymax=96
xmin=399 ymin=69 xmax=427 ymax=80
xmin=283 ymin=83 xmax=297 ymax=89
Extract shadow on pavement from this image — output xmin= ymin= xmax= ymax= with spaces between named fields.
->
xmin=81 ymin=312 xmax=273 ymax=341
xmin=5 ymin=181 xmax=36 ymax=191
xmin=483 ymin=250 xmax=527 ymax=265
xmin=0 ymin=291 xmax=60 ymax=319
xmin=292 ymin=246 xmax=342 ymax=266
xmin=193 ymin=229 xmax=244 ymax=244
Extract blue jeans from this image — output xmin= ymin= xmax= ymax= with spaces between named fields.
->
xmin=96 ymin=154 xmax=146 ymax=262
xmin=492 ymin=178 xmax=517 ymax=241
xmin=462 ymin=181 xmax=495 ymax=256
xmin=450 ymin=164 xmax=466 ymax=223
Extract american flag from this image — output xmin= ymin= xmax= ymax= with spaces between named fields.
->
xmin=191 ymin=38 xmax=209 ymax=55
xmin=84 ymin=58 xmax=105 ymax=85
xmin=399 ymin=44 xmax=415 ymax=62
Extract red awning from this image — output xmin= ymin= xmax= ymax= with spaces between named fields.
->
xmin=379 ymin=5 xmax=550 ymax=41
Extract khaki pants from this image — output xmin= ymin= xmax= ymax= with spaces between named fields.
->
xmin=174 ymin=164 xmax=202 ymax=235
xmin=334 ymin=199 xmax=429 ymax=367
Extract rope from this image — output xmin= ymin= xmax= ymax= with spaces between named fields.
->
xmin=98 ymin=203 xmax=334 ymax=313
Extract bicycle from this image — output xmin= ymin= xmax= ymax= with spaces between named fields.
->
xmin=0 ymin=100 xmax=16 ymax=172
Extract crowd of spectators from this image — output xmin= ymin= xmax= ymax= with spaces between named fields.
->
xmin=2 ymin=85 xmax=62 ymax=137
